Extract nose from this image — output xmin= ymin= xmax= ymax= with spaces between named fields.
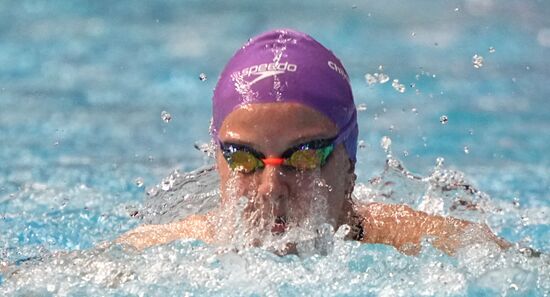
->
xmin=257 ymin=165 xmax=289 ymax=204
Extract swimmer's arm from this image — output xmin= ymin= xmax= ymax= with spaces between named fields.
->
xmin=357 ymin=202 xmax=511 ymax=255
xmin=115 ymin=214 xmax=213 ymax=250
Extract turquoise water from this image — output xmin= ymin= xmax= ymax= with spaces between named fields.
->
xmin=1 ymin=0 xmax=549 ymax=296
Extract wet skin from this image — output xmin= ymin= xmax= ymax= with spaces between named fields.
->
xmin=118 ymin=103 xmax=510 ymax=255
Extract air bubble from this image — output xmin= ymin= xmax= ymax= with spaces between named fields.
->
xmin=134 ymin=177 xmax=144 ymax=188
xmin=358 ymin=140 xmax=367 ymax=149
xmin=199 ymin=73 xmax=207 ymax=81
xmin=411 ymin=107 xmax=418 ymax=114
xmin=403 ymin=150 xmax=409 ymax=157
xmin=472 ymin=54 xmax=484 ymax=68
xmin=488 ymin=46 xmax=496 ymax=53
xmin=440 ymin=115 xmax=448 ymax=125
xmin=436 ymin=157 xmax=445 ymax=167
xmin=161 ymin=111 xmax=172 ymax=123
xmin=512 ymin=197 xmax=520 ymax=208
xmin=357 ymin=103 xmax=367 ymax=111
xmin=411 ymin=32 xmax=416 ymax=37
xmin=463 ymin=146 xmax=469 ymax=154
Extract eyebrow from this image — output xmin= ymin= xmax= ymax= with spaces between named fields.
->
xmin=221 ymin=136 xmax=335 ymax=159
xmin=220 ymin=133 xmax=337 ymax=151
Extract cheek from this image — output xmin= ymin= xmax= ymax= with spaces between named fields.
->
xmin=320 ymin=147 xmax=351 ymax=205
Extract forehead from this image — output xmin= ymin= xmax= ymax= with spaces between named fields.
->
xmin=218 ymin=102 xmax=338 ymax=147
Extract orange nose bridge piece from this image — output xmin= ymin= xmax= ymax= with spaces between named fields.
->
xmin=262 ymin=158 xmax=285 ymax=166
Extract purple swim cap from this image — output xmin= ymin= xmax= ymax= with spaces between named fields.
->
xmin=212 ymin=29 xmax=358 ymax=161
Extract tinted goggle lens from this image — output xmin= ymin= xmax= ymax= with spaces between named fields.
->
xmin=228 ymin=150 xmax=264 ymax=173
xmin=286 ymin=147 xmax=332 ymax=170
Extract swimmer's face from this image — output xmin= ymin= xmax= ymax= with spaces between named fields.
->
xmin=216 ymin=102 xmax=355 ymax=239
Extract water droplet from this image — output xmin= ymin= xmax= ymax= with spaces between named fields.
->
xmin=512 ymin=197 xmax=520 ymax=208
xmin=380 ymin=136 xmax=392 ymax=153
xmin=403 ymin=150 xmax=409 ymax=157
xmin=357 ymin=103 xmax=367 ymax=111
xmin=378 ymin=65 xmax=384 ymax=71
xmin=389 ymin=124 xmax=394 ymax=132
xmin=509 ymin=283 xmax=519 ymax=291
xmin=53 ymin=140 xmax=59 ymax=146
xmin=365 ymin=73 xmax=377 ymax=86
xmin=411 ymin=107 xmax=418 ymax=114
xmin=472 ymin=54 xmax=484 ymax=68
xmin=411 ymin=32 xmax=416 ymax=37
xmin=47 ymin=283 xmax=56 ymax=292
xmin=148 ymin=155 xmax=154 ymax=162
xmin=392 ymin=79 xmax=406 ymax=93
xmin=454 ymin=7 xmax=460 ymax=12
xmin=194 ymin=141 xmax=214 ymax=156
xmin=468 ymin=129 xmax=474 ymax=135
xmin=199 ymin=73 xmax=207 ymax=81
xmin=377 ymin=73 xmax=390 ymax=84
xmin=463 ymin=146 xmax=470 ymax=154
xmin=134 ymin=177 xmax=144 ymax=188
xmin=488 ymin=46 xmax=496 ymax=53
xmin=525 ymin=65 xmax=531 ymax=71
xmin=436 ymin=157 xmax=445 ymax=167
xmin=161 ymin=111 xmax=172 ymax=123
xmin=358 ymin=140 xmax=367 ymax=149
xmin=440 ymin=115 xmax=448 ymax=125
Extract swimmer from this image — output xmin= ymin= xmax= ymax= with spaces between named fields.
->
xmin=118 ymin=29 xmax=510 ymax=255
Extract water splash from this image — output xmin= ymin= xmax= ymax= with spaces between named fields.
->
xmin=2 ymin=159 xmax=549 ymax=296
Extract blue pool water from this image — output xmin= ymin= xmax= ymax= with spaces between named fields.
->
xmin=1 ymin=0 xmax=549 ymax=296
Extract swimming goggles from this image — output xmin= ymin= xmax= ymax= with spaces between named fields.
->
xmin=219 ymin=138 xmax=336 ymax=173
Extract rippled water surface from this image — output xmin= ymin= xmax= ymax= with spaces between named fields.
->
xmin=1 ymin=0 xmax=549 ymax=296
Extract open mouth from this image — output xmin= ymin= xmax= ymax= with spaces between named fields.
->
xmin=271 ymin=216 xmax=287 ymax=234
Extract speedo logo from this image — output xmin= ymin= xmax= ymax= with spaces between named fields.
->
xmin=232 ymin=61 xmax=298 ymax=85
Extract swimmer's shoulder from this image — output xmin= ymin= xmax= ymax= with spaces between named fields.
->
xmin=116 ymin=213 xmax=215 ymax=250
